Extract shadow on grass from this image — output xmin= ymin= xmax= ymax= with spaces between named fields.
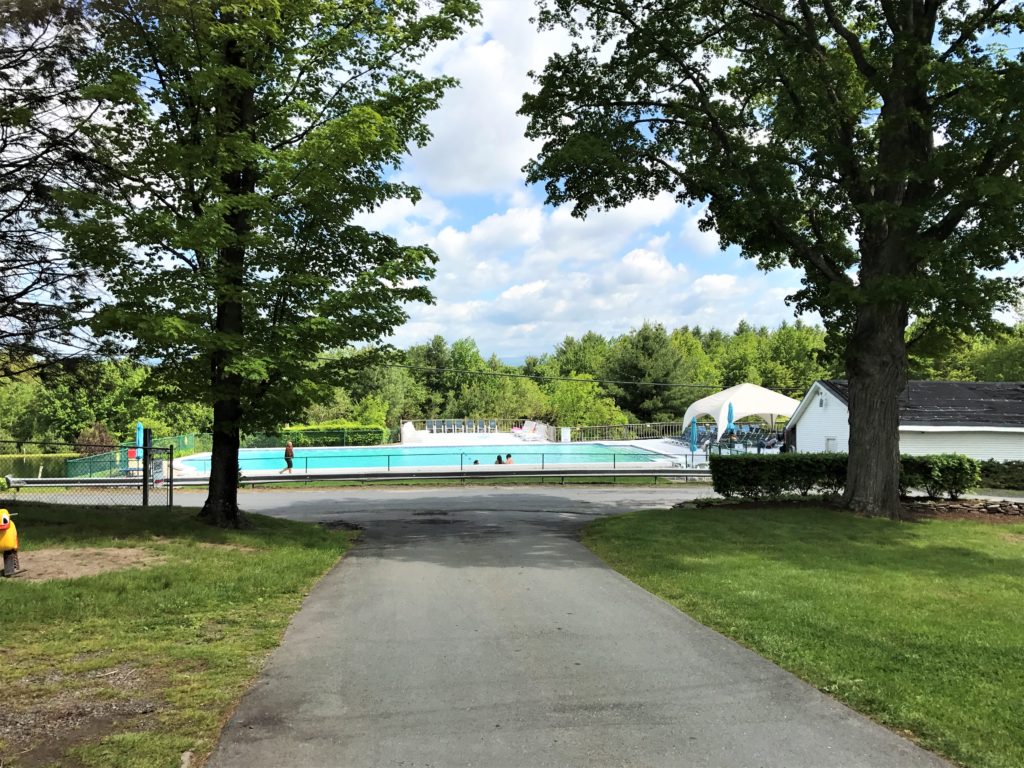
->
xmin=8 ymin=501 xmax=338 ymax=550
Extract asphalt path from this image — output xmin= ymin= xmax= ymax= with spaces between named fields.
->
xmin=205 ymin=486 xmax=949 ymax=768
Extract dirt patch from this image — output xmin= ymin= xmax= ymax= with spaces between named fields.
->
xmin=195 ymin=541 xmax=259 ymax=552
xmin=8 ymin=547 xmax=165 ymax=582
xmin=0 ymin=664 xmax=161 ymax=767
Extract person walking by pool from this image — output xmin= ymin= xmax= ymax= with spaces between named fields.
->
xmin=505 ymin=453 xmax=514 ymax=465
xmin=495 ymin=454 xmax=504 ymax=464
xmin=280 ymin=440 xmax=295 ymax=474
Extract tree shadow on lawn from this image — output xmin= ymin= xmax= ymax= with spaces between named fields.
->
xmin=8 ymin=501 xmax=338 ymax=550
xmin=610 ymin=506 xmax=1024 ymax=581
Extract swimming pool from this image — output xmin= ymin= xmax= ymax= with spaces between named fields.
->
xmin=177 ymin=443 xmax=661 ymax=474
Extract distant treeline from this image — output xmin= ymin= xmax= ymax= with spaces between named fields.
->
xmin=2 ymin=320 xmax=1022 ymax=446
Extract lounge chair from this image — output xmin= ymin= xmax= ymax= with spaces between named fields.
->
xmin=517 ymin=421 xmax=545 ymax=441
xmin=488 ymin=419 xmax=497 ymax=433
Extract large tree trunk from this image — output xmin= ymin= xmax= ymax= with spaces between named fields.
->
xmin=203 ymin=391 xmax=242 ymax=525
xmin=843 ymin=298 xmax=908 ymax=519
xmin=842 ymin=37 xmax=933 ymax=521
xmin=200 ymin=27 xmax=255 ymax=528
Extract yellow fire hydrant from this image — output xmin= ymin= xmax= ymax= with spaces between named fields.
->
xmin=0 ymin=508 xmax=19 ymax=577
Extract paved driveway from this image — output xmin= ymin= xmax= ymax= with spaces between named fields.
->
xmin=208 ymin=487 xmax=949 ymax=768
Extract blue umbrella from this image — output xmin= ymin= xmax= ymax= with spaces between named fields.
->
xmin=135 ymin=421 xmax=145 ymax=448
xmin=726 ymin=402 xmax=735 ymax=434
xmin=689 ymin=417 xmax=698 ymax=453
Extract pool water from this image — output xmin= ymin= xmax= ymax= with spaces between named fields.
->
xmin=178 ymin=443 xmax=659 ymax=474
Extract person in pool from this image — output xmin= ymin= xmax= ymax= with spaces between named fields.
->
xmin=495 ymin=454 xmax=504 ymax=464
xmin=505 ymin=453 xmax=514 ymax=464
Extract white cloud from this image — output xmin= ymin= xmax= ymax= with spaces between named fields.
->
xmin=681 ymin=206 xmax=723 ymax=256
xmin=403 ymin=1 xmax=572 ymax=197
xmin=375 ymin=3 xmax=810 ymax=357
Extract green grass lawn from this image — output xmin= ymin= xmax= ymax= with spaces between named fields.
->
xmin=584 ymin=506 xmax=1024 ymax=768
xmin=0 ymin=502 xmax=353 ymax=768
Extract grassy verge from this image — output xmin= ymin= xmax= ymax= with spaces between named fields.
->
xmin=584 ymin=506 xmax=1024 ymax=768
xmin=0 ymin=502 xmax=354 ymax=768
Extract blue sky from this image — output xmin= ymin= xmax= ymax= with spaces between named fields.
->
xmin=355 ymin=3 xmax=824 ymax=359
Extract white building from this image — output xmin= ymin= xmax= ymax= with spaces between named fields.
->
xmin=787 ymin=380 xmax=1024 ymax=461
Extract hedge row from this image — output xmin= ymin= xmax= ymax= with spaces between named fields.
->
xmin=979 ymin=460 xmax=1024 ymax=490
xmin=242 ymin=427 xmax=388 ymax=448
xmin=710 ymin=453 xmax=982 ymax=501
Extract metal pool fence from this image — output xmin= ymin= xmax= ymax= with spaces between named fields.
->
xmin=0 ymin=441 xmax=174 ymax=508
xmin=172 ymin=447 xmax=683 ymax=475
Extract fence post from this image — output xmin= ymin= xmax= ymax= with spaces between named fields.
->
xmin=168 ymin=446 xmax=174 ymax=508
xmin=142 ymin=428 xmax=152 ymax=508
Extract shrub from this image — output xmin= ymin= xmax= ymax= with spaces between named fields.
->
xmin=75 ymin=423 xmax=118 ymax=455
xmin=241 ymin=425 xmax=389 ymax=449
xmin=710 ymin=453 xmax=980 ymax=501
xmin=979 ymin=460 xmax=1024 ymax=491
xmin=709 ymin=453 xmax=845 ymax=500
xmin=901 ymin=454 xmax=981 ymax=499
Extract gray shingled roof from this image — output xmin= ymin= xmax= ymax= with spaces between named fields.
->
xmin=819 ymin=380 xmax=1024 ymax=428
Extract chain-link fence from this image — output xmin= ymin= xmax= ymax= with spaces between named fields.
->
xmin=0 ymin=441 xmax=174 ymax=507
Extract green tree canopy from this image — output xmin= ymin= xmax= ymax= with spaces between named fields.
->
xmin=553 ymin=331 xmax=610 ymax=378
xmin=0 ymin=0 xmax=96 ymax=375
xmin=545 ymin=374 xmax=627 ymax=427
xmin=61 ymin=0 xmax=479 ymax=524
xmin=522 ymin=0 xmax=1024 ymax=516
xmin=603 ymin=322 xmax=694 ymax=421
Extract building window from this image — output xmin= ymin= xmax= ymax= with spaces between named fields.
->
xmin=825 ymin=437 xmax=837 ymax=452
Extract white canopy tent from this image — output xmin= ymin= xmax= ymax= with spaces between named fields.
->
xmin=681 ymin=383 xmax=801 ymax=439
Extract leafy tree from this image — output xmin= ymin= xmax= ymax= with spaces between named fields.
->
xmin=553 ymin=331 xmax=609 ymax=378
xmin=964 ymin=324 xmax=1024 ymax=381
xmin=669 ymin=328 xmax=721 ymax=395
xmin=546 ymin=374 xmax=626 ymax=427
xmin=905 ymin=319 xmax=980 ymax=380
xmin=603 ymin=322 xmax=693 ymax=421
xmin=457 ymin=356 xmax=549 ymax=420
xmin=302 ymin=386 xmax=354 ymax=426
xmin=74 ymin=422 xmax=117 ymax=454
xmin=718 ymin=324 xmax=766 ymax=388
xmin=352 ymin=394 xmax=388 ymax=427
xmin=342 ymin=363 xmax=425 ymax=428
xmin=405 ymin=335 xmax=453 ymax=416
xmin=0 ymin=368 xmax=43 ymax=442
xmin=522 ymin=0 xmax=1024 ymax=517
xmin=0 ymin=0 xmax=97 ymax=376
xmin=767 ymin=322 xmax=832 ymax=391
xmin=63 ymin=0 xmax=479 ymax=525
xmin=445 ymin=338 xmax=487 ymax=413
xmin=523 ymin=353 xmax=560 ymax=382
